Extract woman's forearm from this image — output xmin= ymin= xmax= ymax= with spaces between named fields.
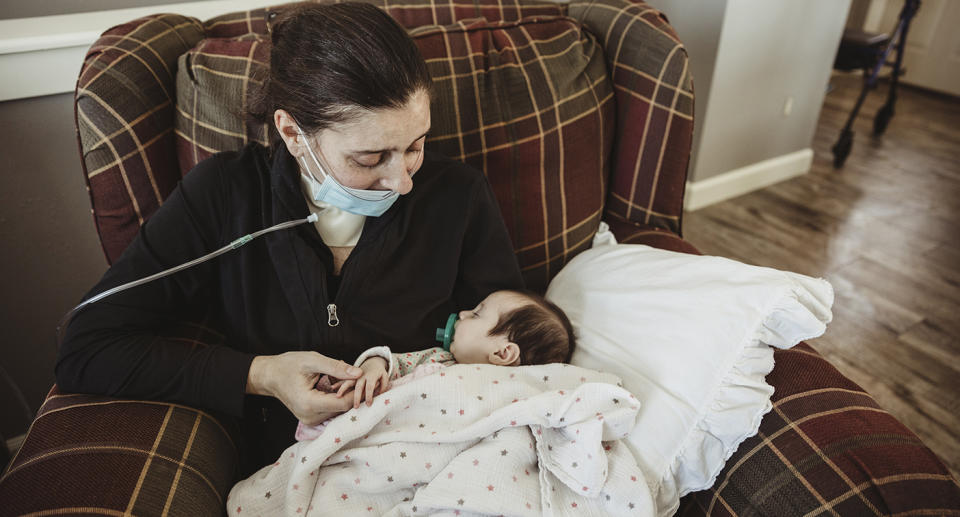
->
xmin=56 ymin=324 xmax=255 ymax=417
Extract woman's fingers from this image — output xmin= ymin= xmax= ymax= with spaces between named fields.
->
xmin=307 ymin=353 xmax=363 ymax=380
xmin=263 ymin=350 xmax=397 ymax=424
xmin=258 ymin=351 xmax=371 ymax=424
xmin=298 ymin=391 xmax=353 ymax=425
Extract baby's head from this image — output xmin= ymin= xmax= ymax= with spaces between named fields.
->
xmin=449 ymin=290 xmax=575 ymax=366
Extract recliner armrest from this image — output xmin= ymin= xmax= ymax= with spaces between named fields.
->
xmin=677 ymin=343 xmax=960 ymax=515
xmin=0 ymin=386 xmax=239 ymax=516
xmin=76 ymin=13 xmax=206 ymax=264
xmin=604 ymin=215 xmax=700 ymax=253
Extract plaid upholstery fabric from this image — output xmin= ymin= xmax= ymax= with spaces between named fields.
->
xmin=29 ymin=1 xmax=954 ymax=516
xmin=676 ymin=342 xmax=960 ymax=516
xmin=204 ymin=8 xmax=270 ymax=38
xmin=175 ymin=13 xmax=615 ymax=292
xmin=606 ymin=217 xmax=699 ymax=254
xmin=567 ymin=0 xmax=693 ymax=235
xmin=0 ymin=322 xmax=235 ymax=516
xmin=202 ymin=0 xmax=565 ymax=35
xmin=0 ymin=387 xmax=237 ymax=515
xmin=75 ymin=14 xmax=206 ymax=264
xmin=0 ymin=387 xmax=238 ymax=516
xmin=86 ymin=0 xmax=691 ymax=269
xmin=174 ymin=35 xmax=271 ymax=173
xmin=413 ymin=18 xmax=614 ymax=291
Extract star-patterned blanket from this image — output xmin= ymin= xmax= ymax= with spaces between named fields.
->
xmin=227 ymin=363 xmax=655 ymax=516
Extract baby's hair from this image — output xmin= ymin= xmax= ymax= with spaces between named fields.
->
xmin=488 ymin=290 xmax=576 ymax=365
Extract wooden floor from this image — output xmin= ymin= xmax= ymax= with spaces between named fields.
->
xmin=683 ymin=73 xmax=960 ymax=479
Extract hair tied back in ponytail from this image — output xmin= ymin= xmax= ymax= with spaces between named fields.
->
xmin=247 ymin=2 xmax=432 ymax=146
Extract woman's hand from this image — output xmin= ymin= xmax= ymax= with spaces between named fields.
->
xmin=334 ymin=357 xmax=390 ymax=409
xmin=246 ymin=352 xmax=363 ymax=425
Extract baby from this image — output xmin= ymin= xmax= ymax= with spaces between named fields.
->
xmin=296 ymin=289 xmax=576 ymax=440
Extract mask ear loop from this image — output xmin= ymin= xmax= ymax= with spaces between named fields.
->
xmin=295 ymin=125 xmax=332 ymax=187
xmin=295 ymin=125 xmax=396 ymax=202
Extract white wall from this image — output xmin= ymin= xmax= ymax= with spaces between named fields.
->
xmin=873 ymin=0 xmax=960 ymax=96
xmin=697 ymin=0 xmax=849 ymax=180
xmin=650 ymin=0 xmax=851 ymax=209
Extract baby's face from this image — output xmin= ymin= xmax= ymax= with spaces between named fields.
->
xmin=450 ymin=291 xmax=528 ymax=364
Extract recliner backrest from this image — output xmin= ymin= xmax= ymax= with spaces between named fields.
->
xmin=75 ymin=0 xmax=693 ymax=292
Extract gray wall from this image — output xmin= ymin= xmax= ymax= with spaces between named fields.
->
xmin=649 ymin=0 xmax=850 ymax=183
xmin=0 ymin=93 xmax=107 ymax=440
xmin=695 ymin=0 xmax=849 ymax=181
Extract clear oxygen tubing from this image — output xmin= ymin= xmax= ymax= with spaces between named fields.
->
xmin=55 ymin=213 xmax=319 ymax=349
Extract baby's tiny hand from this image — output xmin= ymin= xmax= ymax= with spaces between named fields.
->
xmin=343 ymin=357 xmax=390 ymax=408
xmin=332 ymin=378 xmax=356 ymax=397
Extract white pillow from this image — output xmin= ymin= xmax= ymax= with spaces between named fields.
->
xmin=545 ymin=223 xmax=834 ymax=517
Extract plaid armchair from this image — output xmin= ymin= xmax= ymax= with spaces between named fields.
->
xmin=2 ymin=0 xmax=958 ymax=515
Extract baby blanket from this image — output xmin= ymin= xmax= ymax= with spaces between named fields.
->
xmin=228 ymin=363 xmax=654 ymax=516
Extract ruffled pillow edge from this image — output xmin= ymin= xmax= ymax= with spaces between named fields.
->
xmin=652 ymin=275 xmax=835 ymax=517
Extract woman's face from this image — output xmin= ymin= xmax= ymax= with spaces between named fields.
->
xmin=293 ymin=89 xmax=431 ymax=195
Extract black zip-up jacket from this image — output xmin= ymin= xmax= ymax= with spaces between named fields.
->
xmin=56 ymin=143 xmax=523 ymax=468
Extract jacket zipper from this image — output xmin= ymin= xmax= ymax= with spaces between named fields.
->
xmin=328 ymin=229 xmax=367 ymax=330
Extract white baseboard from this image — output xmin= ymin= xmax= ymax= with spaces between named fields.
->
xmin=0 ymin=0 xmax=278 ymax=102
xmin=683 ymin=148 xmax=814 ymax=211
xmin=5 ymin=433 xmax=26 ymax=457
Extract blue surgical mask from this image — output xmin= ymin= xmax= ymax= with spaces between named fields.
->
xmin=295 ymin=126 xmax=400 ymax=217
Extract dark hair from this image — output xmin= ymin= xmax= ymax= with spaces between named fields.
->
xmin=249 ymin=2 xmax=432 ymax=138
xmin=488 ymin=290 xmax=576 ymax=365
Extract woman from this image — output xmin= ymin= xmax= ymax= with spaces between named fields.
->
xmin=56 ymin=2 xmax=522 ymax=473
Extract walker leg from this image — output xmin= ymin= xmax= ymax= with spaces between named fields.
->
xmin=874 ymin=0 xmax=919 ymax=136
xmin=833 ymin=129 xmax=854 ymax=168
xmin=874 ymin=93 xmax=895 ymax=136
xmin=873 ymin=34 xmax=901 ymax=136
xmin=833 ymin=74 xmax=871 ymax=168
